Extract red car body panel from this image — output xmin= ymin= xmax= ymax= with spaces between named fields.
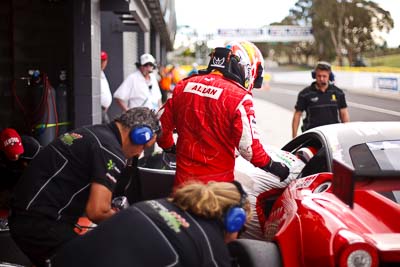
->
xmin=265 ymin=172 xmax=400 ymax=267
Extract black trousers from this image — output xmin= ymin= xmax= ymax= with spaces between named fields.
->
xmin=8 ymin=212 xmax=78 ymax=267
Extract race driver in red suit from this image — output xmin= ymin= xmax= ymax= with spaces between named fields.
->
xmin=157 ymin=40 xmax=289 ymax=187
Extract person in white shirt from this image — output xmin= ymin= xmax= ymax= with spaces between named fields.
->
xmin=113 ymin=54 xmax=162 ymax=113
xmin=100 ymin=51 xmax=112 ymax=123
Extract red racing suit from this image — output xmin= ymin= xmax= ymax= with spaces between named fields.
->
xmin=157 ymin=72 xmax=271 ymax=187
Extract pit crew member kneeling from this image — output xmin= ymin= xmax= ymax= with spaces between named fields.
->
xmin=50 ymin=181 xmax=251 ymax=267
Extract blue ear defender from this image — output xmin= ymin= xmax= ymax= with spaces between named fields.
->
xmin=223 ymin=181 xmax=248 ymax=233
xmin=129 ymin=125 xmax=153 ymax=145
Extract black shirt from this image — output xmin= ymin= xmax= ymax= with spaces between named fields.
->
xmin=11 ymin=123 xmax=127 ymax=223
xmin=295 ymin=82 xmax=347 ymax=131
xmin=51 ymin=199 xmax=232 ymax=267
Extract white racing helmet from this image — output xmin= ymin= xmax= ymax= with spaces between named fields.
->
xmin=225 ymin=40 xmax=264 ymax=90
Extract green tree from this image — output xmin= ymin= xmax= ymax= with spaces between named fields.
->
xmin=268 ymin=15 xmax=316 ymax=65
xmin=290 ymin=0 xmax=393 ymax=66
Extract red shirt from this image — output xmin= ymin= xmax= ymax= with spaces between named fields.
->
xmin=157 ymin=73 xmax=270 ymax=187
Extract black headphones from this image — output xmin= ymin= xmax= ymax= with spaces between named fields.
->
xmin=311 ymin=61 xmax=335 ymax=82
xmin=129 ymin=125 xmax=159 ymax=145
xmin=223 ymin=181 xmax=248 ymax=233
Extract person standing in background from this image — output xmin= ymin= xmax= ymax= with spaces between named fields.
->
xmin=158 ymin=65 xmax=171 ymax=104
xmin=159 ymin=64 xmax=182 ymax=104
xmin=100 ymin=51 xmax=112 ymax=123
xmin=187 ymin=62 xmax=198 ymax=77
xmin=113 ymin=53 xmax=162 ymax=113
xmin=292 ymin=61 xmax=349 ymax=138
xmin=113 ymin=53 xmax=162 ymax=156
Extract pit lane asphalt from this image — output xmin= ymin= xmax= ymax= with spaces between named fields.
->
xmin=252 ymin=96 xmax=293 ymax=149
xmin=256 ymin=82 xmax=400 ymax=122
xmin=253 ymin=80 xmax=400 ymax=149
xmin=156 ymin=81 xmax=399 ymax=151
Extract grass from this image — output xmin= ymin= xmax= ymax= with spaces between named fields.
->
xmin=367 ymin=54 xmax=400 ymax=68
xmin=331 ymin=54 xmax=400 ymax=73
xmin=334 ymin=66 xmax=400 ymax=73
xmin=179 ymin=53 xmax=400 ymax=75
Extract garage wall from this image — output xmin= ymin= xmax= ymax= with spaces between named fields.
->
xmin=100 ymin=10 xmax=124 ymax=120
xmin=72 ymin=0 xmax=101 ymax=127
xmin=123 ymin=32 xmax=138 ymax=79
xmin=0 ymin=0 xmax=72 ymax=134
xmin=0 ymin=0 xmax=13 ymax=130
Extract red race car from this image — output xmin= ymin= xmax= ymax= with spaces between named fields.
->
xmin=229 ymin=121 xmax=400 ymax=267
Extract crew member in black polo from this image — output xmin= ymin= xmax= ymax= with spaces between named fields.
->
xmin=8 ymin=107 xmax=160 ymax=267
xmin=292 ymin=61 xmax=350 ymax=137
xmin=50 ymin=181 xmax=251 ymax=267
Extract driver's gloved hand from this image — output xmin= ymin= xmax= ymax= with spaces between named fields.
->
xmin=163 ymin=143 xmax=176 ymax=154
xmin=261 ymin=159 xmax=290 ymax=182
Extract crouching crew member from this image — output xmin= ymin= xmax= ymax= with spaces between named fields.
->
xmin=0 ymin=128 xmax=41 ymax=210
xmin=50 ymin=181 xmax=251 ymax=267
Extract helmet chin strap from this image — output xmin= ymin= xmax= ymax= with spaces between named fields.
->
xmin=253 ymin=63 xmax=264 ymax=89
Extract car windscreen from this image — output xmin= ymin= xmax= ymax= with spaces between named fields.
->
xmin=350 ymin=140 xmax=400 ymax=204
xmin=350 ymin=140 xmax=400 ymax=172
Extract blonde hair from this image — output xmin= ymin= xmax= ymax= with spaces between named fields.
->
xmin=170 ymin=181 xmax=251 ymax=222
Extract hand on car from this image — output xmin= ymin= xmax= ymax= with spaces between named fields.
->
xmin=164 ymin=143 xmax=176 ymax=154
xmin=262 ymin=159 xmax=290 ymax=181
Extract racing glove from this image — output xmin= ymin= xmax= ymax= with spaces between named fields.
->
xmin=163 ymin=143 xmax=176 ymax=154
xmin=261 ymin=159 xmax=290 ymax=182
